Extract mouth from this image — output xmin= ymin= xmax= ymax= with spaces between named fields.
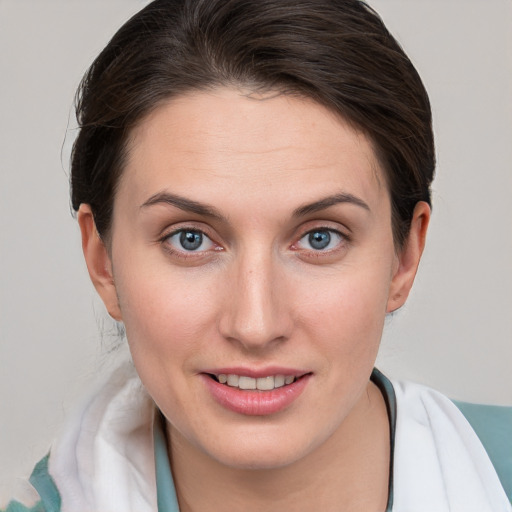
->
xmin=202 ymin=370 xmax=312 ymax=415
xmin=206 ymin=373 xmax=305 ymax=391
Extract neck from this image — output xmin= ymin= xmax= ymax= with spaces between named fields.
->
xmin=167 ymin=381 xmax=390 ymax=512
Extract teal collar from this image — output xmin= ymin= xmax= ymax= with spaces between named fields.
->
xmin=371 ymin=368 xmax=397 ymax=512
xmin=153 ymin=368 xmax=397 ymax=512
xmin=154 ymin=413 xmax=180 ymax=512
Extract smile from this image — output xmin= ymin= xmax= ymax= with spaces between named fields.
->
xmin=213 ymin=374 xmax=297 ymax=390
xmin=203 ymin=371 xmax=311 ymax=415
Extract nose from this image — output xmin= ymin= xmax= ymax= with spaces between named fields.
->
xmin=218 ymin=249 xmax=293 ymax=351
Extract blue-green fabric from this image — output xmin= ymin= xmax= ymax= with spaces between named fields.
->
xmin=3 ymin=501 xmax=46 ymax=512
xmin=3 ymin=379 xmax=510 ymax=511
xmin=371 ymin=369 xmax=396 ymax=512
xmin=2 ymin=456 xmax=60 ymax=512
xmin=154 ymin=414 xmax=180 ymax=512
xmin=454 ymin=400 xmax=512 ymax=503
xmin=28 ymin=456 xmax=60 ymax=512
xmin=151 ymin=370 xmax=398 ymax=512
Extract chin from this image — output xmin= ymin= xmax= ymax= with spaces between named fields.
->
xmin=213 ymin=448 xmax=305 ymax=471
xmin=201 ymin=428 xmax=321 ymax=471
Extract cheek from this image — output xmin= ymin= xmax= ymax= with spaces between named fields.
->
xmin=295 ymin=266 xmax=391 ymax=358
xmin=113 ymin=262 xmax=220 ymax=364
xmin=112 ymin=268 xmax=222 ymax=418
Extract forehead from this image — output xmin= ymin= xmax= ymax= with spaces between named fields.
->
xmin=119 ymin=87 xmax=387 ymax=213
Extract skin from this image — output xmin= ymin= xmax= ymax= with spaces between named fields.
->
xmin=78 ymin=87 xmax=430 ymax=511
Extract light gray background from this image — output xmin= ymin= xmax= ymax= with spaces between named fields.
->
xmin=1 ymin=0 xmax=511 ymax=499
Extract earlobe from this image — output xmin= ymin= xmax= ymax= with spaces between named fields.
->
xmin=387 ymin=201 xmax=430 ymax=313
xmin=77 ymin=204 xmax=122 ymax=321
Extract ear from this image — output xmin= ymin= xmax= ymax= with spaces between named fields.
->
xmin=77 ymin=204 xmax=122 ymax=321
xmin=387 ymin=201 xmax=430 ymax=313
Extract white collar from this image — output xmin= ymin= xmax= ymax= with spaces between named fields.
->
xmin=392 ymin=379 xmax=511 ymax=511
xmin=47 ymin=364 xmax=511 ymax=512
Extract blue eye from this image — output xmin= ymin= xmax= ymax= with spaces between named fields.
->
xmin=298 ymin=229 xmax=343 ymax=251
xmin=167 ymin=229 xmax=214 ymax=252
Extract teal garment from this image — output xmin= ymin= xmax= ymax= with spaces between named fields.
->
xmin=3 ymin=456 xmax=60 ymax=512
xmin=372 ymin=369 xmax=397 ymax=512
xmin=152 ymin=368 xmax=397 ymax=511
xmin=3 ymin=372 xmax=511 ymax=511
xmin=454 ymin=400 xmax=512 ymax=502
xmin=154 ymin=414 xmax=180 ymax=512
xmin=3 ymin=503 xmax=45 ymax=512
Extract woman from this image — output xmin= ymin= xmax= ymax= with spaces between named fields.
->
xmin=2 ymin=0 xmax=511 ymax=511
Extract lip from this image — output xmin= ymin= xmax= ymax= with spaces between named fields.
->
xmin=201 ymin=368 xmax=311 ymax=416
xmin=201 ymin=366 xmax=307 ymax=378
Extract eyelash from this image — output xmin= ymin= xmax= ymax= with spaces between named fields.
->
xmin=158 ymin=225 xmax=350 ymax=260
xmin=292 ymin=227 xmax=349 ymax=255
xmin=159 ymin=227 xmax=221 ymax=260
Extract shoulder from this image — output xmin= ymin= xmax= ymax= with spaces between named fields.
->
xmin=1 ymin=456 xmax=61 ymax=512
xmin=453 ymin=400 xmax=512 ymax=503
xmin=392 ymin=379 xmax=512 ymax=505
xmin=3 ymin=363 xmax=157 ymax=512
xmin=1 ymin=502 xmax=47 ymax=512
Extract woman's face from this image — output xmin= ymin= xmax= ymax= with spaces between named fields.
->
xmin=82 ymin=87 xmax=426 ymax=470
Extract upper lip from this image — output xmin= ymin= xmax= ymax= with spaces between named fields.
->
xmin=201 ymin=366 xmax=310 ymax=378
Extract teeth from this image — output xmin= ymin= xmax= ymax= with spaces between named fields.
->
xmin=274 ymin=375 xmax=285 ymax=387
xmin=256 ymin=376 xmax=274 ymax=391
xmin=216 ymin=373 xmax=296 ymax=390
xmin=238 ymin=376 xmax=257 ymax=390
xmin=227 ymin=374 xmax=239 ymax=387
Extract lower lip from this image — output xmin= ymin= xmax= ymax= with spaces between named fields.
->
xmin=202 ymin=374 xmax=311 ymax=416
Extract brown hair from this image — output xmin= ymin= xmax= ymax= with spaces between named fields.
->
xmin=71 ymin=0 xmax=435 ymax=248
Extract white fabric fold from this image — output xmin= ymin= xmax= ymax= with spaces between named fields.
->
xmin=49 ymin=364 xmax=157 ymax=512
xmin=392 ymin=380 xmax=511 ymax=511
xmin=46 ymin=365 xmax=510 ymax=511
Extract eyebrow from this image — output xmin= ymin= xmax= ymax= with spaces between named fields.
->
xmin=141 ymin=190 xmax=369 ymax=220
xmin=140 ymin=192 xmax=225 ymax=220
xmin=293 ymin=192 xmax=370 ymax=217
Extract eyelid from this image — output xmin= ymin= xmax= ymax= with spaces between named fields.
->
xmin=298 ymin=228 xmax=343 ymax=245
xmin=295 ymin=221 xmax=350 ymax=242
xmin=167 ymin=229 xmax=214 ymax=251
xmin=158 ymin=221 xmax=215 ymax=243
xmin=290 ymin=224 xmax=350 ymax=256
xmin=158 ymin=224 xmax=223 ymax=259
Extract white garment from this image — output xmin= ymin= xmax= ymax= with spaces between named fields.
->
xmin=50 ymin=364 xmax=158 ymax=512
xmin=44 ymin=364 xmax=510 ymax=511
xmin=392 ymin=381 xmax=511 ymax=511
